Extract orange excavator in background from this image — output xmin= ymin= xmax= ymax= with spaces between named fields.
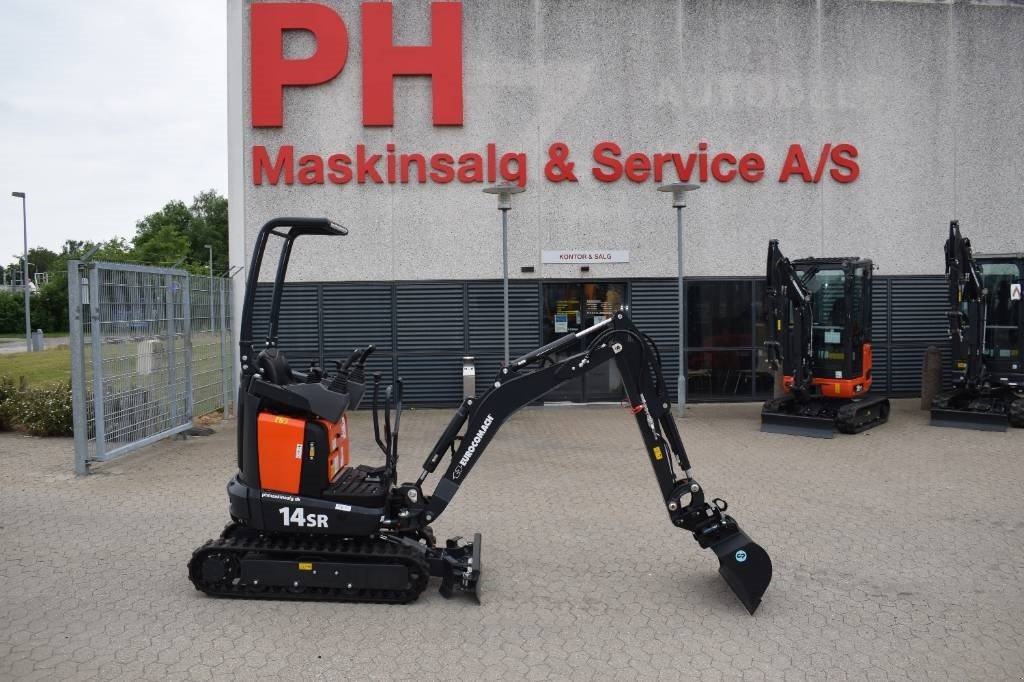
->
xmin=761 ymin=240 xmax=890 ymax=438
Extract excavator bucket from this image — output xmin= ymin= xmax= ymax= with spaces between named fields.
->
xmin=710 ymin=529 xmax=773 ymax=614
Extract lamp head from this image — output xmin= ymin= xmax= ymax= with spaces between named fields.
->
xmin=483 ymin=183 xmax=526 ymax=210
xmin=657 ymin=183 xmax=700 ymax=208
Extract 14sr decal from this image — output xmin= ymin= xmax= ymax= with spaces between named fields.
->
xmin=278 ymin=506 xmax=329 ymax=528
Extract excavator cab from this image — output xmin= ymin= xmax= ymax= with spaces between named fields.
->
xmin=762 ymin=241 xmax=890 ymax=438
xmin=791 ymin=258 xmax=873 ymax=396
xmin=975 ymin=255 xmax=1023 ymax=380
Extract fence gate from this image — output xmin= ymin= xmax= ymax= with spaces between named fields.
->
xmin=68 ymin=261 xmax=235 ymax=474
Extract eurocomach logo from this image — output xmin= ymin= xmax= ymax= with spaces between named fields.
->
xmin=248 ymin=2 xmax=859 ymax=188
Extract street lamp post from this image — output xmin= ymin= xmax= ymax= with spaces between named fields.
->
xmin=11 ymin=192 xmax=30 ymax=352
xmin=482 ymin=184 xmax=526 ymax=365
xmin=657 ymin=182 xmax=700 ymax=411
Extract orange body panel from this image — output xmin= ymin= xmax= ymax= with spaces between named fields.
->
xmin=258 ymin=412 xmax=351 ymax=495
xmin=783 ymin=344 xmax=873 ymax=399
xmin=257 ymin=413 xmax=305 ymax=494
xmin=326 ymin=414 xmax=350 ymax=482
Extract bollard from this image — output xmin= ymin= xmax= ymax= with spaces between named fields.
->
xmin=462 ymin=356 xmax=476 ymax=399
xmin=921 ymin=345 xmax=942 ymax=409
xmin=31 ymin=329 xmax=43 ymax=352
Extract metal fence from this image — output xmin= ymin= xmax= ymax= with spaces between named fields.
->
xmin=68 ymin=261 xmax=235 ymax=474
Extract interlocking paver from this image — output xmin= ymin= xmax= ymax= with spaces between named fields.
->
xmin=1 ymin=399 xmax=1022 ymax=680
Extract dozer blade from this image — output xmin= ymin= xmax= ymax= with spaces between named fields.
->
xmin=930 ymin=408 xmax=1008 ymax=432
xmin=710 ymin=530 xmax=772 ymax=615
xmin=760 ymin=411 xmax=836 ymax=439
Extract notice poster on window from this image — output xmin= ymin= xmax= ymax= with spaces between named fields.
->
xmin=554 ymin=313 xmax=568 ymax=333
xmin=1012 ymin=283 xmax=1022 ymax=301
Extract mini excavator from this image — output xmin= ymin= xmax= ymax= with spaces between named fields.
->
xmin=761 ymin=240 xmax=890 ymax=438
xmin=188 ymin=217 xmax=772 ymax=614
xmin=931 ymin=220 xmax=1024 ymax=430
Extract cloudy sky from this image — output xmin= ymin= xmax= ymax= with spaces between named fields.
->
xmin=0 ymin=0 xmax=226 ymax=258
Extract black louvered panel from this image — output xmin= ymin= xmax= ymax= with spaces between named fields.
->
xmin=466 ymin=281 xmax=541 ymax=356
xmin=396 ymin=282 xmax=465 ymax=353
xmin=870 ymin=344 xmax=889 ymax=395
xmin=252 ymin=283 xmax=321 ymax=365
xmin=396 ymin=355 xmax=463 ymax=405
xmin=629 ymin=279 xmax=680 ymax=347
xmin=321 ymin=282 xmax=395 ymax=355
xmin=871 ymin=277 xmax=889 ymax=344
xmin=889 ymin=277 xmax=948 ymax=344
xmin=888 ymin=345 xmax=954 ymax=395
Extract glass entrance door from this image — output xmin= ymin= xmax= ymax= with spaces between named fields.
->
xmin=541 ymin=282 xmax=626 ymax=402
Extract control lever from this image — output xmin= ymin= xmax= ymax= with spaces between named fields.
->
xmin=349 ymin=344 xmax=376 ymax=386
xmin=329 ymin=348 xmax=362 ymax=393
xmin=372 ymin=373 xmax=388 ymax=456
xmin=387 ymin=378 xmax=403 ymax=485
xmin=383 ymin=385 xmax=393 ymax=462
xmin=305 ymin=361 xmax=324 ymax=383
xmin=342 ymin=348 xmax=361 ymax=371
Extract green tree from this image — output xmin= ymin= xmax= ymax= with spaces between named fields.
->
xmin=131 ymin=190 xmax=227 ymax=272
xmin=187 ymin=190 xmax=229 ymax=274
xmin=132 ymin=224 xmax=191 ymax=266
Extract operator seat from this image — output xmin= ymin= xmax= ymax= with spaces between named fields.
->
xmin=257 ymin=348 xmax=294 ymax=385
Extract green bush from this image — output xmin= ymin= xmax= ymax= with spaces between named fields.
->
xmin=0 ymin=376 xmax=73 ymax=436
xmin=32 ymin=277 xmax=69 ymax=333
xmin=0 ymin=293 xmax=22 ymax=334
xmin=0 ymin=376 xmax=16 ymax=431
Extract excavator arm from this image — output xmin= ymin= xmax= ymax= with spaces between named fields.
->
xmin=764 ymin=239 xmax=815 ymax=396
xmin=408 ymin=310 xmax=772 ymax=614
xmin=944 ymin=220 xmax=988 ymax=391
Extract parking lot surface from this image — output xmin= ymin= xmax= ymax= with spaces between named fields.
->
xmin=1 ymin=399 xmax=1022 ymax=680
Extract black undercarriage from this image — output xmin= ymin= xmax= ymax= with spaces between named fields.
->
xmin=190 ymin=523 xmax=480 ymax=603
xmin=761 ymin=394 xmax=891 ymax=439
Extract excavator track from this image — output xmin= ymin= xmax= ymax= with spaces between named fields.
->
xmin=836 ymin=395 xmax=891 ymax=434
xmin=188 ymin=524 xmax=430 ymax=604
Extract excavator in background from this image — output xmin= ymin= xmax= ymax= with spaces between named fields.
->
xmin=188 ymin=217 xmax=772 ymax=614
xmin=931 ymin=220 xmax=1024 ymax=430
xmin=761 ymin=240 xmax=890 ymax=438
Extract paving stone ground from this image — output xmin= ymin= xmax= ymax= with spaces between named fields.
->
xmin=1 ymin=399 xmax=1022 ymax=680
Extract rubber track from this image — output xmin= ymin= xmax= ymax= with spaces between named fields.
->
xmin=836 ymin=399 xmax=889 ymax=434
xmin=188 ymin=525 xmax=430 ymax=604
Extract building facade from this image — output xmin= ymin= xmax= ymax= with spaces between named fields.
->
xmin=228 ymin=0 xmax=1024 ymax=405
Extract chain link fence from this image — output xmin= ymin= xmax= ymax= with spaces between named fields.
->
xmin=68 ymin=261 xmax=235 ymax=474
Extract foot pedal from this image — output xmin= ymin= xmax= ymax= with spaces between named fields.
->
xmin=435 ymin=533 xmax=482 ymax=603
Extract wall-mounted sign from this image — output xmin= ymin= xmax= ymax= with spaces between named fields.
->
xmin=542 ymin=250 xmax=630 ymax=264
xmin=246 ymin=4 xmax=860 ymax=189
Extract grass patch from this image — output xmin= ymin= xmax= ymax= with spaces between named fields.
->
xmin=0 ymin=347 xmax=71 ymax=386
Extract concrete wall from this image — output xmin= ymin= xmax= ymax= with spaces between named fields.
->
xmin=231 ymin=0 xmax=1024 ymax=283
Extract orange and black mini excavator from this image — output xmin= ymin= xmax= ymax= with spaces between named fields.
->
xmin=931 ymin=220 xmax=1024 ymax=430
xmin=761 ymin=240 xmax=890 ymax=438
xmin=188 ymin=217 xmax=772 ymax=614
